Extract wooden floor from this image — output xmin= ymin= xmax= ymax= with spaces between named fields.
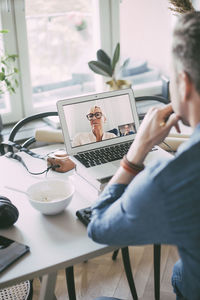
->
xmin=32 ymin=245 xmax=179 ymax=300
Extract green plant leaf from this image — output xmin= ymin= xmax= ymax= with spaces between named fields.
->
xmin=6 ymin=54 xmax=18 ymax=62
xmin=15 ymin=79 xmax=19 ymax=87
xmin=5 ymin=80 xmax=10 ymax=86
xmin=97 ymin=49 xmax=111 ymax=67
xmin=1 ymin=61 xmax=7 ymax=66
xmin=111 ymin=43 xmax=120 ymax=72
xmin=88 ymin=60 xmax=113 ymax=77
xmin=121 ymin=58 xmax=130 ymax=70
xmin=0 ymin=36 xmax=18 ymax=94
xmin=0 ymin=29 xmax=9 ymax=34
xmin=0 ymin=72 xmax=5 ymax=81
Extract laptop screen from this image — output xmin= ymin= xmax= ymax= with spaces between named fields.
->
xmin=57 ymin=89 xmax=140 ymax=154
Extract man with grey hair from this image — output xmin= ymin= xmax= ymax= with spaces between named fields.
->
xmin=88 ymin=11 xmax=200 ymax=300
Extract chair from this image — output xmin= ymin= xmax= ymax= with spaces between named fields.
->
xmin=0 ymin=280 xmax=33 ymax=300
xmin=112 ymin=245 xmax=161 ymax=300
xmin=135 ymin=95 xmax=170 ymax=122
xmin=8 ymin=111 xmax=59 ymax=148
xmin=65 ymin=247 xmax=138 ymax=300
xmin=0 ymin=111 xmax=59 ymax=156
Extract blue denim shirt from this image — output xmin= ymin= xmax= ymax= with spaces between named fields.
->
xmin=88 ymin=123 xmax=200 ymax=300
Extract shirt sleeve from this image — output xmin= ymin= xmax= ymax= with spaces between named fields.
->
xmin=87 ymin=163 xmax=174 ymax=246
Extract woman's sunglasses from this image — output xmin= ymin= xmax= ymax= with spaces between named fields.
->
xmin=86 ymin=112 xmax=102 ymax=121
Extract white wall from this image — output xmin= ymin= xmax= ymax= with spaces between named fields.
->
xmin=120 ymin=0 xmax=173 ymax=76
xmin=193 ymin=0 xmax=200 ymax=9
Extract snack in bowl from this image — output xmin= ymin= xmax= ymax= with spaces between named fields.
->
xmin=27 ymin=179 xmax=74 ymax=215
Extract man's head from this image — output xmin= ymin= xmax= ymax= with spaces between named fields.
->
xmin=170 ymin=11 xmax=200 ymax=126
xmin=124 ymin=124 xmax=130 ymax=133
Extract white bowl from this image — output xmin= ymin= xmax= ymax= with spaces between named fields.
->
xmin=27 ymin=179 xmax=74 ymax=215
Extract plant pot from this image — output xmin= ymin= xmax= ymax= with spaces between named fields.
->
xmin=106 ymin=79 xmax=131 ymax=91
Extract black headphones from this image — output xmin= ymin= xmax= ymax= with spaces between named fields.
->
xmin=0 ymin=196 xmax=19 ymax=228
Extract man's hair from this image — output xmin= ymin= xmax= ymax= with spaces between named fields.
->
xmin=172 ymin=11 xmax=200 ymax=93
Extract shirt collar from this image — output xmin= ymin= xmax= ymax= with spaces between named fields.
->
xmin=90 ymin=131 xmax=106 ymax=139
xmin=177 ymin=123 xmax=200 ymax=155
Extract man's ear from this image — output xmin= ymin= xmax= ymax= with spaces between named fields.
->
xmin=179 ymin=71 xmax=193 ymax=102
xmin=103 ymin=115 xmax=107 ymax=123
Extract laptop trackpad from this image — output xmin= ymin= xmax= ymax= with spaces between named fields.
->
xmin=89 ymin=162 xmax=120 ymax=180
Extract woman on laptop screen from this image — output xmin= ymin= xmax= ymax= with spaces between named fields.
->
xmin=72 ymin=106 xmax=117 ymax=147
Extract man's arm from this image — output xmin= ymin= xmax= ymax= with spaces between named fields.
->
xmin=88 ymin=162 xmax=174 ymax=246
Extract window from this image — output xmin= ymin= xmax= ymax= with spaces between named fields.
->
xmin=1 ymin=0 xmax=120 ymax=124
xmin=17 ymin=0 xmax=96 ymax=116
xmin=0 ymin=0 xmax=23 ymax=124
xmin=0 ymin=32 xmax=6 ymax=112
xmin=25 ymin=1 xmax=95 ymax=108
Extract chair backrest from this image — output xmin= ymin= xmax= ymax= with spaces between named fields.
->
xmin=0 ymin=280 xmax=32 ymax=300
xmin=135 ymin=95 xmax=169 ymax=121
xmin=8 ymin=111 xmax=58 ymax=148
xmin=135 ymin=95 xmax=169 ymax=105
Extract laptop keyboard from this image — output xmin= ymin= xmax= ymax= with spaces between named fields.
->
xmin=74 ymin=141 xmax=133 ymax=168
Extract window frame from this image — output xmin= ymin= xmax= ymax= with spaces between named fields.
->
xmin=0 ymin=0 xmax=120 ymax=125
xmin=0 ymin=0 xmax=24 ymax=124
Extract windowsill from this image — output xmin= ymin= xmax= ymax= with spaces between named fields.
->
xmin=133 ymin=80 xmax=162 ymax=97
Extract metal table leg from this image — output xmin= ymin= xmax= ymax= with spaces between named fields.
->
xmin=154 ymin=244 xmax=161 ymax=300
xmin=65 ymin=266 xmax=76 ymax=300
xmin=39 ymin=272 xmax=57 ymax=300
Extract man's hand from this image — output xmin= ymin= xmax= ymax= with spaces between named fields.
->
xmin=127 ymin=104 xmax=180 ymax=165
xmin=109 ymin=104 xmax=180 ymax=185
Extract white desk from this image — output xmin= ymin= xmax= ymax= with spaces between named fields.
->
xmin=0 ymin=144 xmax=118 ymax=299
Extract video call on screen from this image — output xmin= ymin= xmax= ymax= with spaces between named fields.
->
xmin=63 ymin=94 xmax=136 ymax=148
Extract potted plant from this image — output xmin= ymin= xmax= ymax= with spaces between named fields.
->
xmin=88 ymin=43 xmax=131 ymax=90
xmin=0 ymin=30 xmax=18 ymax=94
xmin=168 ymin=0 xmax=194 ymax=13
xmin=0 ymin=30 xmax=18 ymax=135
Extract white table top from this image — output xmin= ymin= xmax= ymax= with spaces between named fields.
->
xmin=0 ymin=144 xmax=117 ymax=289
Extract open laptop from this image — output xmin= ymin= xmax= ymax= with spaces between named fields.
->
xmin=57 ymin=88 xmax=171 ymax=189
